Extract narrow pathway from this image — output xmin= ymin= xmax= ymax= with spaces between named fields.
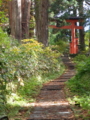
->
xmin=27 ymin=55 xmax=76 ymax=120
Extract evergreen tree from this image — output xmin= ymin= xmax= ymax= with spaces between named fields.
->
xmin=34 ymin=0 xmax=49 ymax=46
xmin=9 ymin=0 xmax=31 ymax=41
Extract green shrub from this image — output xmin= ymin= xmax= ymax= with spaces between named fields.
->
xmin=66 ymin=54 xmax=90 ymax=113
xmin=0 ymin=30 xmax=64 ymax=117
xmin=0 ymin=37 xmax=63 ymax=95
xmin=73 ymin=54 xmax=87 ymax=71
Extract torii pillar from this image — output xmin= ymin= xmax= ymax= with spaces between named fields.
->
xmin=49 ymin=18 xmax=83 ymax=54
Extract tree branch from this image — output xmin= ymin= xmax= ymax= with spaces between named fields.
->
xmin=85 ymin=1 xmax=90 ymax=5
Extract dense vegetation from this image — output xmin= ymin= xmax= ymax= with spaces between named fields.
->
xmin=0 ymin=28 xmax=65 ymax=118
xmin=66 ymin=54 xmax=90 ymax=119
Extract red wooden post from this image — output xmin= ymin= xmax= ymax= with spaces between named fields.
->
xmin=76 ymin=38 xmax=78 ymax=53
xmin=70 ymin=22 xmax=76 ymax=54
xmin=49 ymin=18 xmax=83 ymax=54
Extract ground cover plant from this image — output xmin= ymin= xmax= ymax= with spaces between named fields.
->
xmin=66 ymin=54 xmax=90 ymax=119
xmin=0 ymin=27 xmax=65 ymax=119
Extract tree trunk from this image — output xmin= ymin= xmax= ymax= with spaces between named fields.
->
xmin=22 ymin=0 xmax=31 ymax=39
xmin=16 ymin=0 xmax=22 ymax=40
xmin=29 ymin=0 xmax=35 ymax=38
xmin=9 ymin=0 xmax=16 ymax=38
xmin=35 ymin=0 xmax=49 ymax=46
xmin=9 ymin=0 xmax=31 ymax=41
xmin=78 ymin=0 xmax=85 ymax=51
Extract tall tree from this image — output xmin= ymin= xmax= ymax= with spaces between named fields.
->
xmin=9 ymin=0 xmax=31 ymax=41
xmin=77 ymin=0 xmax=85 ymax=51
xmin=29 ymin=0 xmax=35 ymax=38
xmin=22 ymin=0 xmax=31 ymax=39
xmin=35 ymin=0 xmax=49 ymax=46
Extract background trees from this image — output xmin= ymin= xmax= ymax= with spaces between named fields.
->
xmin=49 ymin=0 xmax=90 ymax=52
xmin=0 ymin=0 xmax=90 ymax=50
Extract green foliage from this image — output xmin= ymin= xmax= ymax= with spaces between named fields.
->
xmin=0 ymin=27 xmax=12 ymax=116
xmin=18 ymin=77 xmax=42 ymax=97
xmin=66 ymin=54 xmax=90 ymax=116
xmin=49 ymin=29 xmax=69 ymax=53
xmin=66 ymin=72 xmax=90 ymax=94
xmin=0 ymin=0 xmax=9 ymax=23
xmin=0 ymin=28 xmax=64 ymax=117
xmin=0 ymin=27 xmax=11 ymax=49
xmin=69 ymin=95 xmax=90 ymax=110
xmin=73 ymin=54 xmax=87 ymax=70
xmin=49 ymin=0 xmax=78 ymax=16
xmin=85 ymin=31 xmax=90 ymax=50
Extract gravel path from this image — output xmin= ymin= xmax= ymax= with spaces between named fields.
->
xmin=27 ymin=55 xmax=76 ymax=120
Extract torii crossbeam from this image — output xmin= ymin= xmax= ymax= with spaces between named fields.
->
xmin=49 ymin=18 xmax=83 ymax=54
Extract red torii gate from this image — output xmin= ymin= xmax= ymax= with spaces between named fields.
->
xmin=49 ymin=18 xmax=83 ymax=54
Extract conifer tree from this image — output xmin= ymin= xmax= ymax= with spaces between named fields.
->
xmin=34 ymin=0 xmax=49 ymax=46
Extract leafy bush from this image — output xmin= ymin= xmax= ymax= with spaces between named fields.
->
xmin=66 ymin=54 xmax=90 ymax=115
xmin=0 ymin=38 xmax=63 ymax=94
xmin=66 ymin=73 xmax=90 ymax=94
xmin=0 ymin=27 xmax=12 ymax=115
xmin=73 ymin=54 xmax=87 ymax=71
xmin=0 ymin=28 xmax=64 ymax=117
xmin=74 ymin=54 xmax=90 ymax=75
